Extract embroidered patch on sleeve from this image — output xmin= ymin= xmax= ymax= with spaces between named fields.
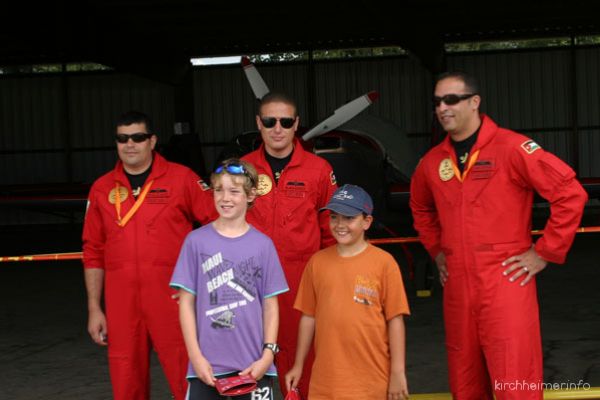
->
xmin=197 ymin=179 xmax=210 ymax=191
xmin=329 ymin=171 xmax=337 ymax=185
xmin=520 ymin=140 xmax=541 ymax=154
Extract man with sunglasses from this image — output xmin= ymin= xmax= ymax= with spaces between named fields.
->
xmin=410 ymin=72 xmax=587 ymax=399
xmin=82 ymin=110 xmax=217 ymax=400
xmin=242 ymin=92 xmax=337 ymax=398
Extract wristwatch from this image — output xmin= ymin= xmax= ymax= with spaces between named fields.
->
xmin=263 ymin=343 xmax=280 ymax=355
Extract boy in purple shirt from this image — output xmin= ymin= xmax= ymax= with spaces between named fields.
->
xmin=171 ymin=159 xmax=288 ymax=399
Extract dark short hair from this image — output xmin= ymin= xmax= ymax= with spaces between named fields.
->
xmin=258 ymin=92 xmax=297 ymax=117
xmin=115 ymin=111 xmax=154 ymax=133
xmin=435 ymin=71 xmax=480 ymax=95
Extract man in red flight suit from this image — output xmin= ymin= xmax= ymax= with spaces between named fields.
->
xmin=243 ymin=92 xmax=337 ymax=398
xmin=410 ymin=72 xmax=588 ymax=400
xmin=83 ymin=111 xmax=216 ymax=400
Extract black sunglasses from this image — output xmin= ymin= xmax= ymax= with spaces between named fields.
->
xmin=260 ymin=116 xmax=296 ymax=129
xmin=433 ymin=93 xmax=477 ymax=107
xmin=115 ymin=133 xmax=153 ymax=143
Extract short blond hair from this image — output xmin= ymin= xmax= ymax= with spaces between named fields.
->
xmin=210 ymin=158 xmax=258 ymax=207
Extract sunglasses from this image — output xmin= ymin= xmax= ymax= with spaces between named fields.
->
xmin=214 ymin=163 xmax=256 ymax=184
xmin=260 ymin=116 xmax=296 ymax=129
xmin=215 ymin=163 xmax=247 ymax=175
xmin=115 ymin=133 xmax=153 ymax=143
xmin=433 ymin=93 xmax=477 ymax=107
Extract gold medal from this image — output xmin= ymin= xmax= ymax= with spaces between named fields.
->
xmin=438 ymin=158 xmax=454 ymax=181
xmin=108 ymin=186 xmax=128 ymax=204
xmin=257 ymin=174 xmax=273 ymax=196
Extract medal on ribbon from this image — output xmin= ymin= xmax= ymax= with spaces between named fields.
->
xmin=108 ymin=186 xmax=128 ymax=204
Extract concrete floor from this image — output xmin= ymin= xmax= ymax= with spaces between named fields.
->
xmin=0 ymin=223 xmax=598 ymax=399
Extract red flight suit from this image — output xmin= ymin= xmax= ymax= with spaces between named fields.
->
xmin=410 ymin=115 xmax=587 ymax=400
xmin=243 ymin=139 xmax=337 ymax=398
xmin=83 ymin=152 xmax=216 ymax=400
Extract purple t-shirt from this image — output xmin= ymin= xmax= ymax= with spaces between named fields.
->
xmin=170 ymin=223 xmax=288 ymax=378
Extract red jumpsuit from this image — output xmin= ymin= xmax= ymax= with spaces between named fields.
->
xmin=243 ymin=139 xmax=337 ymax=398
xmin=83 ymin=152 xmax=216 ymax=400
xmin=410 ymin=115 xmax=587 ymax=400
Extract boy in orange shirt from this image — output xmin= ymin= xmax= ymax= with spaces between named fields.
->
xmin=285 ymin=184 xmax=410 ymax=399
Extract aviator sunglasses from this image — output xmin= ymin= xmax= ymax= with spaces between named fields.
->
xmin=433 ymin=93 xmax=477 ymax=107
xmin=260 ymin=116 xmax=296 ymax=129
xmin=115 ymin=132 xmax=153 ymax=143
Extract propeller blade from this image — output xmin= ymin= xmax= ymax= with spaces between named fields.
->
xmin=241 ymin=56 xmax=270 ymax=100
xmin=301 ymin=91 xmax=379 ymax=141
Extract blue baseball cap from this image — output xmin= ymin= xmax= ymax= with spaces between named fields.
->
xmin=321 ymin=184 xmax=373 ymax=216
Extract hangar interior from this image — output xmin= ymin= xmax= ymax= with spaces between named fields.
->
xmin=1 ymin=1 xmax=600 ymax=225
xmin=0 ymin=2 xmax=599 ymax=399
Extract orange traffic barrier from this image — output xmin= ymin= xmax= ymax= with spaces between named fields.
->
xmin=1 ymin=226 xmax=599 ymax=263
xmin=0 ymin=252 xmax=83 ymax=262
xmin=370 ymin=226 xmax=600 ymax=245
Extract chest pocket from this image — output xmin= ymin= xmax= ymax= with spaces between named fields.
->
xmin=143 ymin=185 xmax=176 ymax=220
xmin=283 ymin=180 xmax=308 ymax=198
xmin=466 ymin=158 xmax=498 ymax=203
xmin=470 ymin=159 xmax=496 ymax=180
xmin=146 ymin=188 xmax=170 ymax=204
xmin=281 ymin=180 xmax=316 ymax=224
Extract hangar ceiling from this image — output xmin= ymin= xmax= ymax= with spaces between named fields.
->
xmin=1 ymin=1 xmax=598 ymax=83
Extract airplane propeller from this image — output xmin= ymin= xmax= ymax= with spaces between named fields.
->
xmin=241 ymin=56 xmax=270 ymax=100
xmin=301 ymin=91 xmax=379 ymax=141
xmin=241 ymin=56 xmax=378 ymax=140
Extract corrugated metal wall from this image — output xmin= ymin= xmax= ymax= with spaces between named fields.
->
xmin=313 ymin=58 xmax=432 ymax=134
xmin=447 ymin=47 xmax=598 ymax=173
xmin=67 ymin=74 xmax=176 ymax=183
xmin=576 ymin=47 xmax=600 ymax=178
xmin=0 ymin=72 xmax=175 ymax=224
xmin=193 ymin=56 xmax=433 ymax=169
xmin=312 ymin=58 xmax=433 ymax=157
xmin=2 ymin=46 xmax=600 ymax=225
xmin=0 ymin=76 xmax=66 ymax=184
xmin=1 ymin=73 xmax=175 ymax=185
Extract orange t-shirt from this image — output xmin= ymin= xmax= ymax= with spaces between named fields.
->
xmin=294 ymin=244 xmax=410 ymax=399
